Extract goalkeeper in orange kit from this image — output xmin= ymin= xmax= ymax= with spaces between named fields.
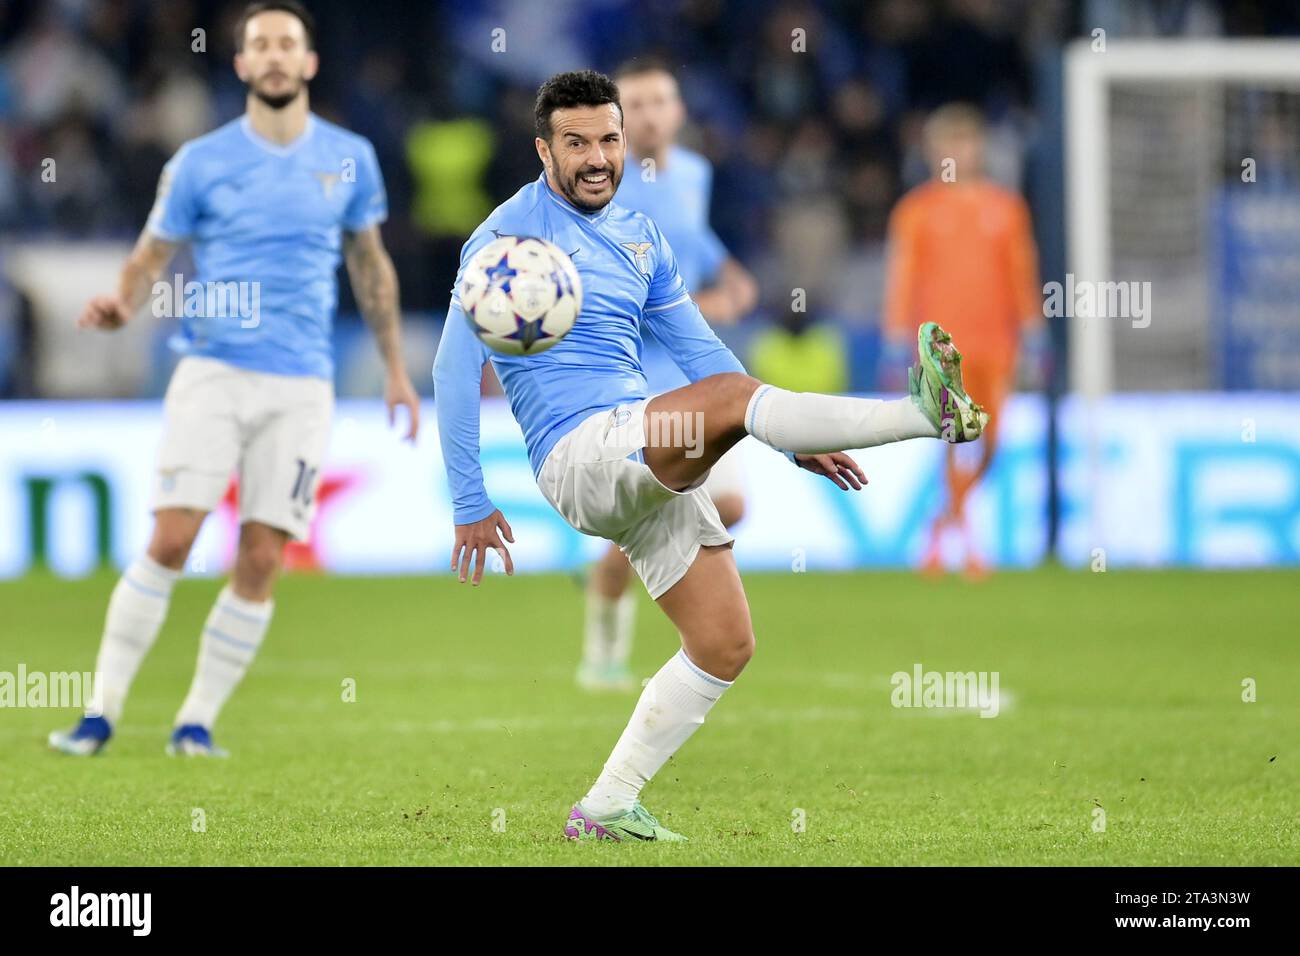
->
xmin=884 ymin=103 xmax=1044 ymax=577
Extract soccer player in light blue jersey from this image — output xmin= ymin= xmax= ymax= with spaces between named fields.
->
xmin=50 ymin=1 xmax=420 ymax=758
xmin=576 ymin=58 xmax=760 ymax=693
xmin=434 ymin=70 xmax=989 ymax=842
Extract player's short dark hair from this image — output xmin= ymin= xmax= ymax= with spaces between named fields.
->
xmin=613 ymin=56 xmax=676 ymax=83
xmin=235 ymin=0 xmax=316 ymax=52
xmin=534 ymin=70 xmax=622 ymax=142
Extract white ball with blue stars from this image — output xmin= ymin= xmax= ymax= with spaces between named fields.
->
xmin=459 ymin=235 xmax=582 ymax=355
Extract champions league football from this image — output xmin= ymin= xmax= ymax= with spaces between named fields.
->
xmin=459 ymin=235 xmax=582 ymax=355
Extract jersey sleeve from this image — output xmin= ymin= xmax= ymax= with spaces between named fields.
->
xmin=433 ymin=227 xmax=498 ymax=526
xmin=343 ymin=139 xmax=388 ymax=232
xmin=145 ymin=145 xmax=200 ymax=242
xmin=643 ymin=225 xmax=746 ymax=380
xmin=644 ymin=221 xmax=692 ymax=313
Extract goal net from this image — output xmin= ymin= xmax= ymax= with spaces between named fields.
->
xmin=1065 ymin=39 xmax=1300 ymax=395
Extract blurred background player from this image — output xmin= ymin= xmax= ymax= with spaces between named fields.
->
xmin=577 ymin=58 xmax=759 ymax=692
xmin=49 ymin=0 xmax=419 ymax=757
xmin=884 ymin=103 xmax=1042 ymax=578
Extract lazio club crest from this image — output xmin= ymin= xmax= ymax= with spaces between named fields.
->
xmin=314 ymin=171 xmax=340 ymax=199
xmin=620 ymin=241 xmax=653 ymax=276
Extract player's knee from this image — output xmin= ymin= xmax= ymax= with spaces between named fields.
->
xmin=695 ymin=372 xmax=760 ymax=428
xmin=147 ymin=526 xmax=195 ymax=570
xmin=235 ymin=539 xmax=283 ymax=590
xmin=705 ymin=624 xmax=755 ymax=681
xmin=723 ymin=627 xmax=756 ymax=679
xmin=712 ymin=372 xmax=761 ymax=409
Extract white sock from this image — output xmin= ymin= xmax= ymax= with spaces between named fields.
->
xmin=607 ymin=593 xmax=637 ymax=669
xmin=174 ymin=586 xmax=273 ymax=729
xmin=580 ymin=649 xmax=731 ymax=818
xmin=582 ymin=589 xmax=615 ymax=669
xmin=584 ymin=589 xmax=638 ymax=670
xmin=89 ymin=556 xmax=180 ymax=724
xmin=744 ymin=384 xmax=938 ymax=454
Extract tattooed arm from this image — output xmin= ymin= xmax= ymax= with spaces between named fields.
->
xmin=344 ymin=224 xmax=420 ymax=441
xmin=78 ymin=231 xmax=178 ymax=330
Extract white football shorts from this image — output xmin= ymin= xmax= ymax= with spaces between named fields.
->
xmin=151 ymin=356 xmax=334 ymax=541
xmin=538 ymin=398 xmax=735 ymax=600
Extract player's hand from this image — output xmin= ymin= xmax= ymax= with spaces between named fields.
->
xmin=385 ymin=368 xmax=420 ymax=443
xmin=78 ymin=294 xmax=130 ymax=331
xmin=795 ymin=452 xmax=867 ymax=491
xmin=451 ymin=509 xmax=514 ymax=586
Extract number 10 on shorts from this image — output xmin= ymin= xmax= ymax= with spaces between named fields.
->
xmin=290 ymin=458 xmax=318 ymax=507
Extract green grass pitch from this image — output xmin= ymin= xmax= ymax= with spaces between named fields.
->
xmin=1 ymin=568 xmax=1296 ymax=866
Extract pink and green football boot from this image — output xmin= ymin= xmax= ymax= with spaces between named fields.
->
xmin=909 ymin=321 xmax=989 ymax=443
xmin=565 ymin=801 xmax=687 ymax=842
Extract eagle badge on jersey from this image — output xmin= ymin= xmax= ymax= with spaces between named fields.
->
xmin=314 ymin=171 xmax=340 ymax=199
xmin=621 ymin=241 xmax=653 ymax=276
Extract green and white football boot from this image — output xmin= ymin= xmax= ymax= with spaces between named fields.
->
xmin=564 ymin=801 xmax=687 ymax=842
xmin=909 ymin=321 xmax=989 ymax=443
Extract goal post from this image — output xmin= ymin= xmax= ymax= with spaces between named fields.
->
xmin=1064 ymin=38 xmax=1300 ymax=398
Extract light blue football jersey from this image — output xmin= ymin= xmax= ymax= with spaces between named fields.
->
xmin=147 ymin=114 xmax=387 ymax=379
xmin=616 ymin=146 xmax=729 ymax=393
xmin=432 ymin=172 xmax=745 ymax=525
xmin=615 ymin=146 xmax=726 ymax=292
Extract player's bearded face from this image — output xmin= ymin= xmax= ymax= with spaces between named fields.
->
xmin=546 ymin=106 xmax=625 ymax=212
xmin=237 ymin=12 xmax=315 ymax=110
xmin=248 ymin=65 xmax=308 ymax=110
xmin=561 ymin=154 xmax=623 ymax=212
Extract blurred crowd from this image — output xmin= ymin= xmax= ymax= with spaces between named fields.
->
xmin=2 ymin=0 xmax=1298 ymax=397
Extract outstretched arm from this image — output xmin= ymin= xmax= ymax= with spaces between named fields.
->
xmin=433 ymin=302 xmax=513 ymax=585
xmin=83 ymin=143 xmax=196 ymax=331
xmin=78 ymin=230 xmax=177 ymax=331
xmin=344 ymin=225 xmax=419 ymax=442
